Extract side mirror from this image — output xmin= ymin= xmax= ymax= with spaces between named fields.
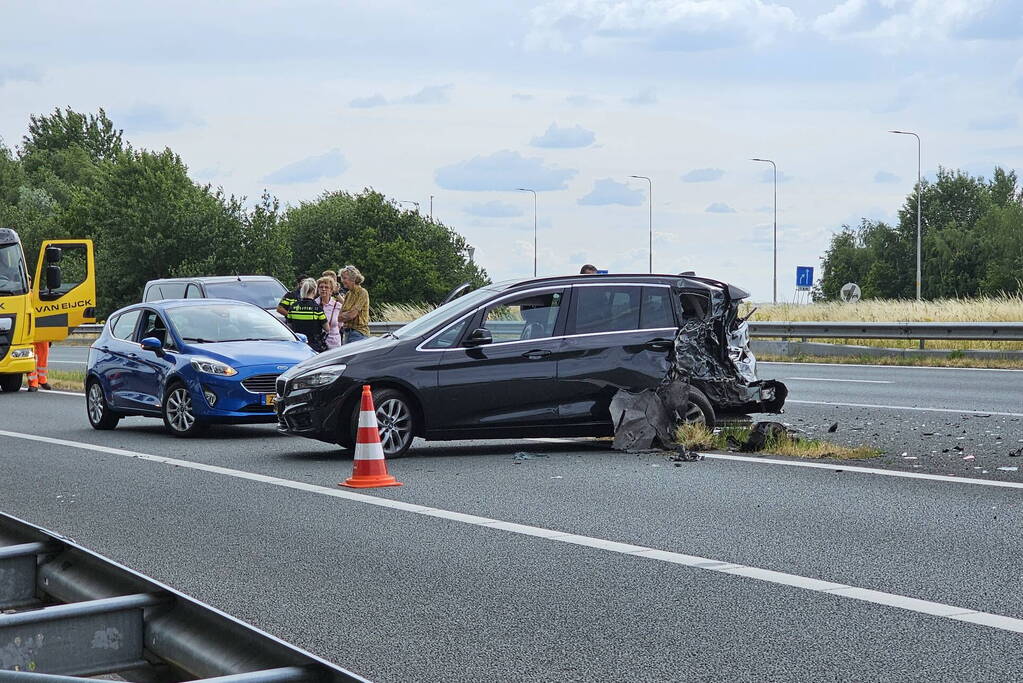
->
xmin=463 ymin=328 xmax=493 ymax=347
xmin=140 ymin=337 xmax=164 ymax=355
xmin=295 ymin=333 xmax=308 ymax=344
xmin=45 ymin=264 xmax=62 ymax=291
xmin=45 ymin=246 xmax=62 ymax=264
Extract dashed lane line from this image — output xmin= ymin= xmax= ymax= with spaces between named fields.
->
xmin=2 ymin=428 xmax=1023 ymax=636
xmin=784 ymin=377 xmax=893 ymax=384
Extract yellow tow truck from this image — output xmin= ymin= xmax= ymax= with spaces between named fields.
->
xmin=0 ymin=228 xmax=97 ymax=392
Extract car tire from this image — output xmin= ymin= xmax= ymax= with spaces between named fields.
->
xmin=162 ymin=382 xmax=208 ymax=437
xmin=86 ymin=378 xmax=120 ymax=430
xmin=0 ymin=373 xmax=22 ymax=393
xmin=348 ymin=387 xmax=416 ymax=459
xmin=682 ymin=387 xmax=716 ymax=429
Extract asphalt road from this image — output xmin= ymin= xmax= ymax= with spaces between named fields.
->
xmin=46 ymin=345 xmax=1023 ymax=477
xmin=2 ymin=390 xmax=1023 ymax=681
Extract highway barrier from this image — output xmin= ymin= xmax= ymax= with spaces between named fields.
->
xmin=0 ymin=511 xmax=368 ymax=681
xmin=70 ymin=321 xmax=1023 ymax=342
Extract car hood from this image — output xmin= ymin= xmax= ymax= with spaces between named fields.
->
xmin=186 ymin=340 xmax=317 ymax=368
xmin=290 ymin=334 xmax=399 ymax=373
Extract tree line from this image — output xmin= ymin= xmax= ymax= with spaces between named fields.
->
xmin=816 ymin=167 xmax=1022 ymax=300
xmin=0 ymin=107 xmax=488 ymax=317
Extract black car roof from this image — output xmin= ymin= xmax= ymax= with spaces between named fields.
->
xmin=492 ymin=273 xmax=747 ymax=299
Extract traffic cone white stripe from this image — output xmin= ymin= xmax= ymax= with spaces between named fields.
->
xmin=355 ymin=439 xmax=385 ymax=460
xmin=358 ymin=410 xmax=379 ymax=429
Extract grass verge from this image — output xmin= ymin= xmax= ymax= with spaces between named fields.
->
xmin=676 ymin=423 xmax=881 ymax=460
xmin=44 ymin=369 xmax=85 ymax=392
xmin=756 ymin=352 xmax=1023 ymax=370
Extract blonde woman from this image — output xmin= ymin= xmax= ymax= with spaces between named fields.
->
xmin=317 ymin=276 xmax=343 ymax=349
xmin=339 ymin=265 xmax=370 ymax=344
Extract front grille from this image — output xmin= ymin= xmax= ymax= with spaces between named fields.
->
xmin=0 ymin=314 xmax=14 ymax=362
xmin=242 ymin=373 xmax=280 ymax=394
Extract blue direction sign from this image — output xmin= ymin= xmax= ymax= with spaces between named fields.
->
xmin=796 ymin=266 xmax=814 ymax=290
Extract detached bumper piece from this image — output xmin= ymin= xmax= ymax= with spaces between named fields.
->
xmin=0 ymin=512 xmax=368 ymax=682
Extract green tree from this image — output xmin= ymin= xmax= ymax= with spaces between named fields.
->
xmin=286 ymin=189 xmax=488 ymax=307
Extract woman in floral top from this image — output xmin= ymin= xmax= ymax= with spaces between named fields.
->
xmin=316 ymin=276 xmax=343 ymax=349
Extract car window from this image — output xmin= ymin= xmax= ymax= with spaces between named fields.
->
xmin=482 ymin=290 xmax=563 ymax=343
xmin=680 ymin=291 xmax=710 ymax=319
xmin=423 ymin=317 xmax=471 ymax=349
xmin=159 ymin=282 xmax=187 ymax=299
xmin=640 ymin=287 xmax=676 ymax=329
xmin=110 ymin=310 xmax=141 ymax=340
xmin=571 ymin=286 xmax=641 ymax=334
xmin=136 ymin=310 xmax=175 ymax=350
xmin=165 ymin=304 xmax=295 ymax=343
xmin=184 ymin=283 xmax=203 ymax=298
xmin=205 ymin=280 xmax=287 ymax=309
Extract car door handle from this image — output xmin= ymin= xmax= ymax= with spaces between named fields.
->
xmin=644 ymin=338 xmax=673 ymax=351
xmin=522 ymin=350 xmax=552 ymax=359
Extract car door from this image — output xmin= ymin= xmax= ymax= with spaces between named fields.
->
xmin=94 ymin=308 xmax=143 ymax=411
xmin=121 ymin=308 xmax=178 ymax=412
xmin=433 ymin=287 xmax=568 ymax=433
xmin=556 ymin=283 xmax=678 ymax=424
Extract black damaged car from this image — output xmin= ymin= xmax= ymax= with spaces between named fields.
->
xmin=274 ymin=273 xmax=786 ymax=457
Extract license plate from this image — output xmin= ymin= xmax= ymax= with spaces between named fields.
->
xmin=265 ymin=394 xmax=277 ymax=405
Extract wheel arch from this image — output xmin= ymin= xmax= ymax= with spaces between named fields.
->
xmin=338 ymin=378 xmax=426 ymax=438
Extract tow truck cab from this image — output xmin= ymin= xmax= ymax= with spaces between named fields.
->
xmin=0 ymin=228 xmax=97 ymax=392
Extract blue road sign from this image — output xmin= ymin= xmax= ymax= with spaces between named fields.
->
xmin=796 ymin=266 xmax=814 ymax=290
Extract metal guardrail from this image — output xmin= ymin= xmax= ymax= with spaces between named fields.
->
xmin=0 ymin=511 xmax=368 ymax=681
xmin=70 ymin=321 xmax=1023 ymax=342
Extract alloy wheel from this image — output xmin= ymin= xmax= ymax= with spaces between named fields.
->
xmin=87 ymin=382 xmax=105 ymax=424
xmin=683 ymin=401 xmax=706 ymax=425
xmin=167 ymin=387 xmax=196 ymax=432
xmin=376 ymin=398 xmax=412 ymax=455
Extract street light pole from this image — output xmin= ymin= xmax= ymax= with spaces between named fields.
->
xmin=890 ymin=130 xmax=922 ymax=300
xmin=517 ymin=188 xmax=538 ymax=277
xmin=751 ymin=158 xmax=777 ymax=304
xmin=630 ymin=175 xmax=652 ymax=273
xmin=429 ymin=195 xmax=434 ymax=221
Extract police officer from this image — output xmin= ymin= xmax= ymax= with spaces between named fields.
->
xmin=285 ymin=278 xmax=328 ymax=352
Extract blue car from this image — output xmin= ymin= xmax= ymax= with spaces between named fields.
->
xmin=86 ymin=299 xmax=317 ymax=436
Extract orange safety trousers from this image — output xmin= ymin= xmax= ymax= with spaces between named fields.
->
xmin=27 ymin=341 xmax=49 ymax=388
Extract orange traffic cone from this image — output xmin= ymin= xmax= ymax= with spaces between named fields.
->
xmin=339 ymin=385 xmax=403 ymax=489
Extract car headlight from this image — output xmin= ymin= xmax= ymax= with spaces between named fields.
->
xmin=291 ymin=364 xmax=347 ymax=390
xmin=190 ymin=357 xmax=237 ymax=376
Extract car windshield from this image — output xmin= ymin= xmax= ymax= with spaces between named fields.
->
xmin=204 ymin=280 xmax=286 ymax=309
xmin=391 ymin=286 xmax=498 ymax=340
xmin=0 ymin=243 xmax=29 ymax=296
xmin=166 ymin=304 xmax=295 ymax=343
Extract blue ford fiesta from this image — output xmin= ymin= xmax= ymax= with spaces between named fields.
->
xmin=86 ymin=299 xmax=317 ymax=436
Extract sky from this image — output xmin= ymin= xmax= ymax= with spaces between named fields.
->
xmin=1 ymin=0 xmax=1021 ymax=302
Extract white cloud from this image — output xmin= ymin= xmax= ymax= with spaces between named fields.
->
xmin=350 ymin=94 xmax=388 ymax=108
xmin=263 ymin=149 xmax=348 ymax=185
xmin=874 ymin=170 xmax=900 ymax=183
xmin=115 ymin=104 xmax=202 ymax=133
xmin=705 ymin=202 xmax=736 ymax=213
xmin=578 ymin=178 xmax=645 ymax=206
xmin=527 ymin=0 xmax=799 ymax=53
xmin=814 ymin=0 xmax=1022 ymax=43
xmin=0 ymin=64 xmax=41 ymax=85
xmin=435 ymin=150 xmax=578 ymax=191
xmin=530 ymin=122 xmax=596 ymax=148
xmin=400 ymin=84 xmax=453 ymax=105
xmin=464 ymin=200 xmax=525 ymax=218
xmin=968 ymin=113 xmax=1017 ymax=130
xmin=565 ymin=94 xmax=601 ymax=106
xmin=682 ymin=167 xmax=725 ymax=182
xmin=623 ymin=87 xmax=657 ymax=105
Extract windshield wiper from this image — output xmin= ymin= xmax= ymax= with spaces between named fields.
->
xmin=181 ymin=336 xmax=217 ymax=343
xmin=219 ymin=338 xmax=281 ymax=342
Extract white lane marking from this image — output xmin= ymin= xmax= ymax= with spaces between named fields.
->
xmin=788 ymin=399 xmax=1023 ymax=418
xmin=785 ymin=377 xmax=893 ymax=384
xmin=49 ymin=360 xmax=87 ymax=365
xmin=3 ymin=429 xmax=1023 ymax=635
xmin=15 ymin=389 xmax=84 ymax=398
xmin=762 ymin=361 xmax=1023 ymax=374
xmin=700 ymin=453 xmax=1023 ymax=490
